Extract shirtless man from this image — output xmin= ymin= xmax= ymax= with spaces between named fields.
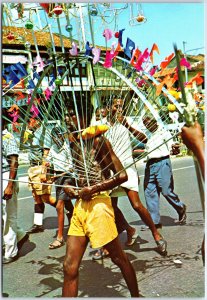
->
xmin=62 ymin=102 xmax=139 ymax=297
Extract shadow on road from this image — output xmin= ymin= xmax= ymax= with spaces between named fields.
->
xmin=43 ymin=216 xmax=59 ymax=230
xmin=130 ymin=215 xmax=185 ymax=227
xmin=19 ymin=241 xmax=36 ymax=257
xmin=15 ymin=244 xmax=203 ymax=298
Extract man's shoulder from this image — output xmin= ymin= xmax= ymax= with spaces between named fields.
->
xmin=3 ymin=130 xmax=15 ymax=141
xmin=93 ymin=134 xmax=108 ymax=149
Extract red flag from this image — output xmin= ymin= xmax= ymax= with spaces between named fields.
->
xmin=160 ymin=53 xmax=174 ymax=69
xmin=15 ymin=91 xmax=25 ymax=101
xmin=12 ymin=122 xmax=21 ymax=133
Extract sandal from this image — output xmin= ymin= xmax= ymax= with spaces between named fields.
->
xmin=92 ymin=248 xmax=109 ymax=260
xmin=156 ymin=239 xmax=167 ymax=256
xmin=125 ymin=229 xmax=138 ymax=246
xmin=49 ymin=238 xmax=64 ymax=249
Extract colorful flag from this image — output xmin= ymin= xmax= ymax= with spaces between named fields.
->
xmin=149 ymin=43 xmax=160 ymax=64
xmin=124 ymin=38 xmax=135 ymax=59
xmin=103 ymin=29 xmax=113 ymax=41
xmin=160 ymin=53 xmax=174 ymax=69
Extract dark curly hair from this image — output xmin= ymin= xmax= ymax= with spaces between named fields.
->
xmin=66 ymin=98 xmax=94 ymax=128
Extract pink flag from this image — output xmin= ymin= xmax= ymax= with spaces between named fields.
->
xmin=27 ymin=94 xmax=31 ymax=104
xmin=33 ymin=55 xmax=45 ymax=73
xmin=30 ymin=104 xmax=39 ymax=118
xmin=69 ymin=42 xmax=78 ymax=56
xmin=135 ymin=78 xmax=146 ymax=87
xmin=9 ymin=111 xmax=19 ymax=123
xmin=103 ymin=51 xmax=114 ymax=68
xmin=149 ymin=66 xmax=158 ymax=76
xmin=180 ymin=58 xmax=191 ymax=69
xmin=134 ymin=48 xmax=149 ymax=71
xmin=7 ymin=105 xmax=20 ymax=122
xmin=44 ymin=87 xmax=52 ymax=100
xmin=103 ymin=29 xmax=113 ymax=41
xmin=110 ymin=42 xmax=116 ymax=55
xmin=92 ymin=48 xmax=101 ymax=64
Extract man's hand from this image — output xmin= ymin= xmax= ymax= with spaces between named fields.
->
xmin=116 ymin=114 xmax=128 ymax=127
xmin=171 ymin=143 xmax=180 ymax=155
xmin=181 ymin=122 xmax=204 ymax=179
xmin=78 ymin=186 xmax=93 ymax=201
xmin=181 ymin=122 xmax=204 ymax=153
xmin=40 ymin=176 xmax=54 ymax=183
xmin=43 ymin=161 xmax=50 ymax=167
xmin=64 ymin=186 xmax=79 ymax=199
xmin=3 ymin=184 xmax=13 ymax=200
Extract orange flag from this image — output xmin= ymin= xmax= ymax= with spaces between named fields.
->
xmin=156 ymin=81 xmax=165 ymax=96
xmin=130 ymin=48 xmax=141 ymax=67
xmin=113 ymin=42 xmax=122 ymax=61
xmin=7 ymin=104 xmax=19 ymax=112
xmin=186 ymin=72 xmax=204 ymax=87
xmin=163 ymin=75 xmax=176 ymax=89
xmin=150 ymin=43 xmax=160 ymax=64
xmin=160 ymin=53 xmax=174 ymax=69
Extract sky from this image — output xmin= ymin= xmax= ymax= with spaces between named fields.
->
xmin=88 ymin=2 xmax=205 ymax=65
xmin=3 ymin=2 xmax=205 ymax=66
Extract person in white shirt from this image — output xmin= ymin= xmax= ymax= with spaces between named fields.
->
xmin=94 ymin=98 xmax=167 ymax=257
xmin=26 ymin=121 xmax=55 ymax=234
xmin=2 ymin=113 xmax=28 ymax=264
xmin=44 ymin=126 xmax=74 ymax=249
xmin=143 ymin=114 xmax=187 ymax=229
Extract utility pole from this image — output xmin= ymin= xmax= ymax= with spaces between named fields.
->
xmin=183 ymin=41 xmax=188 ymax=82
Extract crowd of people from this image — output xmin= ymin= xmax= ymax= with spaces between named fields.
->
xmin=2 ymin=98 xmax=205 ymax=297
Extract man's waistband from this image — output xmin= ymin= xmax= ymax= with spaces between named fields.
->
xmin=30 ymin=160 xmax=42 ymax=166
xmin=55 ymin=170 xmax=64 ymax=175
xmin=147 ymin=155 xmax=170 ymax=164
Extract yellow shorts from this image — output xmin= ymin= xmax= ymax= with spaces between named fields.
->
xmin=28 ymin=166 xmax=52 ymax=195
xmin=68 ymin=192 xmax=118 ymax=249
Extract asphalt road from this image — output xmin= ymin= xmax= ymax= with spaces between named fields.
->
xmin=2 ymin=156 xmax=205 ymax=298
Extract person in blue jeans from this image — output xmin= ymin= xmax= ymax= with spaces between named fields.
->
xmin=143 ymin=114 xmax=187 ymax=229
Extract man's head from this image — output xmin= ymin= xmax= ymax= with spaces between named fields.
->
xmin=142 ymin=114 xmax=158 ymax=133
xmin=66 ymin=101 xmax=93 ymax=132
xmin=95 ymin=106 xmax=107 ymax=121
xmin=51 ymin=126 xmax=67 ymax=147
xmin=110 ymin=98 xmax=124 ymax=117
xmin=2 ymin=108 xmax=11 ymax=130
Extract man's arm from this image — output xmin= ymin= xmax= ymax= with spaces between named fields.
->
xmin=181 ymin=122 xmax=205 ymax=179
xmin=43 ymin=148 xmax=50 ymax=158
xmin=118 ymin=116 xmax=148 ymax=143
xmin=3 ymin=155 xmax=18 ymax=200
xmin=78 ymin=136 xmax=128 ymax=200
